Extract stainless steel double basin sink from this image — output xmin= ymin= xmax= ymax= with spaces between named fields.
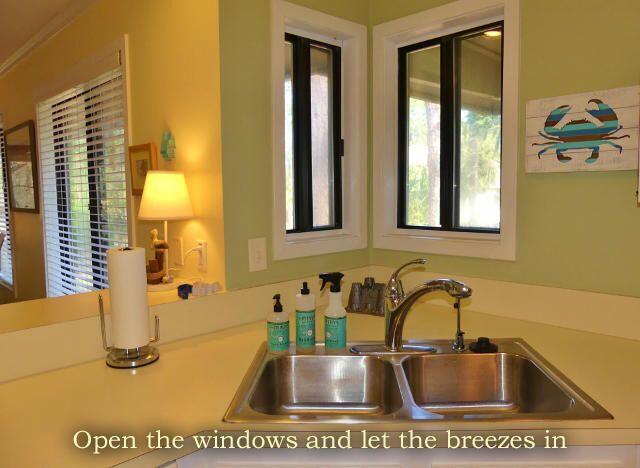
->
xmin=224 ymin=339 xmax=611 ymax=423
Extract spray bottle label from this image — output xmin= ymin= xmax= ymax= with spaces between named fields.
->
xmin=267 ymin=321 xmax=289 ymax=352
xmin=296 ymin=309 xmax=316 ymax=349
xmin=325 ymin=316 xmax=346 ymax=349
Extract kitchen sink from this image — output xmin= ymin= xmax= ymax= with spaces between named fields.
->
xmin=224 ymin=339 xmax=612 ymax=423
xmin=249 ymin=355 xmax=402 ymax=416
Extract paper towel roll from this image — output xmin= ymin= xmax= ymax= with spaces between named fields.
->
xmin=107 ymin=247 xmax=150 ymax=349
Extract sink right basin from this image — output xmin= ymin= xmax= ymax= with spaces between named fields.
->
xmin=402 ymin=353 xmax=574 ymax=417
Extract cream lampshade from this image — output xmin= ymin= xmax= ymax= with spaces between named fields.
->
xmin=138 ymin=171 xmax=193 ymax=221
xmin=138 ymin=171 xmax=193 ymax=284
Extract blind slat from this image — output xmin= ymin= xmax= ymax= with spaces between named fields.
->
xmin=38 ymin=68 xmax=128 ymax=297
xmin=37 ymin=112 xmax=125 ymax=142
xmin=0 ymin=122 xmax=13 ymax=285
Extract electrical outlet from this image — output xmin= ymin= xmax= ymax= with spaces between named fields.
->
xmin=173 ymin=237 xmax=184 ymax=266
xmin=248 ymin=238 xmax=267 ymax=272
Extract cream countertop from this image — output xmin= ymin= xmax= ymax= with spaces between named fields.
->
xmin=1 ymin=306 xmax=639 ymax=467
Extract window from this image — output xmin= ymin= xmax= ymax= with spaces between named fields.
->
xmin=37 ymin=68 xmax=129 ymax=297
xmin=398 ymin=22 xmax=503 ymax=233
xmin=271 ymin=0 xmax=367 ymax=260
xmin=284 ymin=32 xmax=342 ymax=233
xmin=0 ymin=119 xmax=14 ymax=286
xmin=372 ymin=0 xmax=518 ymax=260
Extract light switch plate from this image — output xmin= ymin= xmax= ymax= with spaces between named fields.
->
xmin=248 ymin=237 xmax=267 ymax=272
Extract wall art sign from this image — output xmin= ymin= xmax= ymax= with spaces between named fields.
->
xmin=525 ymin=86 xmax=639 ymax=173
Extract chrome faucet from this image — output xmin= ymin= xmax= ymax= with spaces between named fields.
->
xmin=385 ymin=259 xmax=472 ymax=352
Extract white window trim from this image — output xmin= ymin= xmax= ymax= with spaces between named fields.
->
xmin=372 ymin=0 xmax=519 ymax=261
xmin=270 ymin=0 xmax=367 ymax=260
xmin=34 ymin=37 xmax=134 ymax=297
xmin=33 ymin=36 xmax=136 ymax=253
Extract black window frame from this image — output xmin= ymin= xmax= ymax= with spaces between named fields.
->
xmin=397 ymin=21 xmax=504 ymax=234
xmin=285 ymin=32 xmax=343 ymax=234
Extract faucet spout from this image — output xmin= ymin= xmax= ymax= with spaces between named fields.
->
xmin=386 ymin=258 xmax=427 ymax=308
xmin=385 ymin=278 xmax=472 ymax=351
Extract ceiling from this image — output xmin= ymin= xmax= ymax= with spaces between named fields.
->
xmin=0 ymin=0 xmax=94 ymax=73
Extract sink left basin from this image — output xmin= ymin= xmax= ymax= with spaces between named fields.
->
xmin=249 ymin=355 xmax=402 ymax=416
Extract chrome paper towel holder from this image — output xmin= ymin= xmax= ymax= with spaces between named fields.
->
xmin=98 ymin=295 xmax=160 ymax=368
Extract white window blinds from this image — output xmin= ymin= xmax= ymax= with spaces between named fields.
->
xmin=37 ymin=68 xmax=129 ymax=297
xmin=0 ymin=119 xmax=14 ymax=286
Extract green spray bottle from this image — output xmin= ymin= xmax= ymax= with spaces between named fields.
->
xmin=319 ymin=272 xmax=346 ymax=353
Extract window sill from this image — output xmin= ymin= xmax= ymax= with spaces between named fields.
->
xmin=374 ymin=228 xmax=515 ymax=261
xmin=274 ymin=229 xmax=366 ymax=260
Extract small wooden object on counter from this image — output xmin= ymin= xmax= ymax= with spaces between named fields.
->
xmin=146 ymin=228 xmax=169 ymax=284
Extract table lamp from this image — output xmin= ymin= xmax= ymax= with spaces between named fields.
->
xmin=138 ymin=170 xmax=193 ymax=284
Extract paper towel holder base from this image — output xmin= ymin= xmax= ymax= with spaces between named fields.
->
xmin=99 ymin=295 xmax=161 ymax=369
xmin=106 ymin=345 xmax=159 ymax=369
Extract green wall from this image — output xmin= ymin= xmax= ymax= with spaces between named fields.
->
xmin=221 ymin=0 xmax=640 ymax=297
xmin=219 ymin=0 xmax=370 ymax=290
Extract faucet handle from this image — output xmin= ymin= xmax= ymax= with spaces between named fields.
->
xmin=386 ymin=258 xmax=427 ymax=304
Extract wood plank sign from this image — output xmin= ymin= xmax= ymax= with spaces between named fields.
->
xmin=525 ymin=86 xmax=640 ymax=173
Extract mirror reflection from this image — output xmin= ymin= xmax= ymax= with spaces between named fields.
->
xmin=0 ymin=69 xmax=186 ymax=306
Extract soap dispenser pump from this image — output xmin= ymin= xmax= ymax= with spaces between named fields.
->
xmin=267 ymin=294 xmax=289 ymax=354
xmin=319 ymin=272 xmax=346 ymax=353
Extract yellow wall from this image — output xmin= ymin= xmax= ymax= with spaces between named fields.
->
xmin=0 ymin=0 xmax=225 ymax=300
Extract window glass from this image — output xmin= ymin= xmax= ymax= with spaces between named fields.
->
xmin=284 ymin=34 xmax=341 ymax=233
xmin=458 ymin=29 xmax=502 ymax=229
xmin=310 ymin=45 xmax=334 ymax=228
xmin=405 ymin=45 xmax=441 ymax=228
xmin=398 ymin=23 xmax=503 ymax=233
xmin=284 ymin=41 xmax=294 ymax=231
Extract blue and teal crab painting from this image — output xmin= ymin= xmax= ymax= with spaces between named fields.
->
xmin=533 ymin=99 xmax=630 ymax=164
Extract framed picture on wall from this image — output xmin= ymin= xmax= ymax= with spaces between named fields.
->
xmin=525 ymin=86 xmax=640 ymax=173
xmin=4 ymin=120 xmax=39 ymax=213
xmin=128 ymin=143 xmax=158 ymax=195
